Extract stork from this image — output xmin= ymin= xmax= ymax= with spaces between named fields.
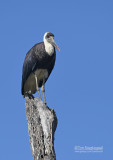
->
xmin=21 ymin=32 xmax=60 ymax=104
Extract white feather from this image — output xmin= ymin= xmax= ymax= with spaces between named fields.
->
xmin=43 ymin=32 xmax=54 ymax=56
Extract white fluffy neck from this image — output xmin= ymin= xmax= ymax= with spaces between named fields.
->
xmin=44 ymin=39 xmax=54 ymax=56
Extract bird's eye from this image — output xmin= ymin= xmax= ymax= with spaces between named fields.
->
xmin=47 ymin=35 xmax=50 ymax=38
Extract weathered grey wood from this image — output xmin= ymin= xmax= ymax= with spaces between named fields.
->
xmin=25 ymin=97 xmax=57 ymax=160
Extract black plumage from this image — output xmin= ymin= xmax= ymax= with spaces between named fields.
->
xmin=21 ymin=32 xmax=60 ymax=104
xmin=21 ymin=42 xmax=56 ymax=95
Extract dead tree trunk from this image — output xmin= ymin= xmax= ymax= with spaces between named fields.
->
xmin=25 ymin=97 xmax=57 ymax=160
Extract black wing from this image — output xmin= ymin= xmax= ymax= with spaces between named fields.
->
xmin=21 ymin=42 xmax=44 ymax=95
xmin=21 ymin=42 xmax=56 ymax=95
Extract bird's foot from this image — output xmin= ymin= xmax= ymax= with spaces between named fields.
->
xmin=24 ymin=92 xmax=34 ymax=99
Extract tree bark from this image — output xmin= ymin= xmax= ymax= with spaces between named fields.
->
xmin=25 ymin=97 xmax=57 ymax=160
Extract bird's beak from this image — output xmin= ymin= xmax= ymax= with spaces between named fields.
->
xmin=51 ymin=38 xmax=60 ymax=51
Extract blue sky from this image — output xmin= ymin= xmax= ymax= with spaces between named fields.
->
xmin=0 ymin=0 xmax=113 ymax=159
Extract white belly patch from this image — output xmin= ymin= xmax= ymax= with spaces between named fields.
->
xmin=24 ymin=69 xmax=48 ymax=94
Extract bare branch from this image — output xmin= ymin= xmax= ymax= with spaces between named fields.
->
xmin=25 ymin=98 xmax=57 ymax=160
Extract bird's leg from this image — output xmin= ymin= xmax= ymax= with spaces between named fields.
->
xmin=34 ymin=74 xmax=41 ymax=99
xmin=41 ymin=81 xmax=47 ymax=105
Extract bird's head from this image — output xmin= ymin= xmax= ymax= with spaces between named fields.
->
xmin=43 ymin=32 xmax=60 ymax=52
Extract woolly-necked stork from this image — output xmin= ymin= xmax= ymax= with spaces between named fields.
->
xmin=21 ymin=32 xmax=60 ymax=104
